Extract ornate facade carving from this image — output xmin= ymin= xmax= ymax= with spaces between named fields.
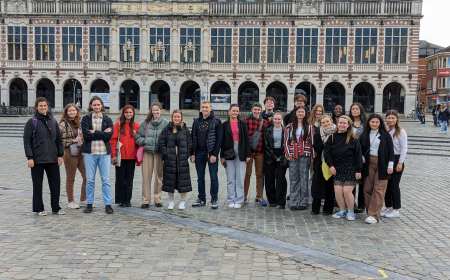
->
xmin=117 ymin=5 xmax=142 ymax=13
xmin=140 ymin=70 xmax=148 ymax=85
xmin=148 ymin=5 xmax=173 ymax=13
xmin=170 ymin=70 xmax=179 ymax=86
xmin=178 ymin=5 xmax=203 ymax=14
xmin=7 ymin=0 xmax=26 ymax=13
xmin=297 ymin=0 xmax=320 ymax=14
xmin=201 ymin=71 xmax=209 ymax=86
xmin=110 ymin=69 xmax=119 ymax=85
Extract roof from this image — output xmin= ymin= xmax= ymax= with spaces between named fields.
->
xmin=419 ymin=40 xmax=444 ymax=50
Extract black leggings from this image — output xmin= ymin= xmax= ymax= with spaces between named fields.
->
xmin=385 ymin=155 xmax=403 ymax=209
xmin=31 ymin=162 xmax=61 ymax=213
xmin=115 ymin=159 xmax=136 ymax=204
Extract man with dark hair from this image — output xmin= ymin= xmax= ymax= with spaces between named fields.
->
xmin=191 ymin=100 xmax=223 ymax=209
xmin=23 ymin=97 xmax=64 ymax=216
xmin=283 ymin=94 xmax=308 ymax=125
xmin=262 ymin=96 xmax=275 ymax=127
xmin=81 ymin=96 xmax=114 ymax=214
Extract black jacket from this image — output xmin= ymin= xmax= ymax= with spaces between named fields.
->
xmin=361 ymin=130 xmax=394 ymax=180
xmin=311 ymin=128 xmax=333 ymax=199
xmin=158 ymin=122 xmax=192 ymax=193
xmin=23 ymin=113 xmax=64 ymax=164
xmin=283 ymin=108 xmax=295 ymax=126
xmin=191 ymin=111 xmax=223 ymax=157
xmin=220 ymin=120 xmax=251 ymax=161
xmin=440 ymin=108 xmax=450 ymax=121
xmin=261 ymin=111 xmax=274 ymax=129
xmin=264 ymin=126 xmax=286 ymax=165
xmin=324 ymin=132 xmax=363 ymax=172
xmin=80 ymin=113 xmax=114 ymax=154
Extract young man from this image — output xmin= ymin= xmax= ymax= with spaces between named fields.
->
xmin=244 ymin=102 xmax=269 ymax=205
xmin=191 ymin=100 xmax=223 ymax=209
xmin=81 ymin=96 xmax=114 ymax=214
xmin=23 ymin=97 xmax=65 ymax=216
xmin=261 ymin=97 xmax=275 ymax=128
xmin=283 ymin=93 xmax=308 ymax=125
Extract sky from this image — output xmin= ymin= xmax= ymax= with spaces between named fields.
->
xmin=420 ymin=0 xmax=450 ymax=47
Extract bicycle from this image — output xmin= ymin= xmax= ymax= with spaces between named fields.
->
xmin=406 ymin=109 xmax=415 ymax=119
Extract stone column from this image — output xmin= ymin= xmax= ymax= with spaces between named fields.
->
xmin=287 ymin=92 xmax=295 ymax=111
xmin=231 ymin=91 xmax=238 ymax=105
xmin=316 ymin=92 xmax=324 ymax=107
xmin=110 ymin=23 xmax=118 ymax=62
xmin=345 ymin=89 xmax=353 ymax=113
xmin=259 ymin=90 xmax=266 ymax=106
xmin=202 ymin=23 xmax=210 ymax=62
xmin=140 ymin=90 xmax=149 ymax=114
xmin=171 ymin=22 xmax=179 ymax=62
xmin=374 ymin=89 xmax=383 ymax=114
xmin=141 ymin=22 xmax=148 ymax=62
xmin=82 ymin=88 xmax=90 ymax=111
xmin=170 ymin=89 xmax=179 ymax=111
xmin=1 ymin=85 xmax=8 ymax=106
xmin=404 ymin=88 xmax=416 ymax=117
xmin=109 ymin=88 xmax=120 ymax=113
xmin=54 ymin=88 xmax=63 ymax=112
xmin=28 ymin=88 xmax=35 ymax=107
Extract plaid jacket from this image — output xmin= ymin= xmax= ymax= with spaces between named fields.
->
xmin=244 ymin=115 xmax=269 ymax=156
xmin=59 ymin=120 xmax=84 ymax=148
xmin=284 ymin=123 xmax=315 ymax=159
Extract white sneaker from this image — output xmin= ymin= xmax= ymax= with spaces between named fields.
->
xmin=178 ymin=201 xmax=186 ymax=210
xmin=228 ymin=203 xmax=235 ymax=208
xmin=234 ymin=204 xmax=242 ymax=208
xmin=168 ymin=201 xmax=174 ymax=210
xmin=380 ymin=208 xmax=390 ymax=217
xmin=365 ymin=216 xmax=377 ymax=224
xmin=68 ymin=201 xmax=80 ymax=209
xmin=385 ymin=209 xmax=399 ymax=218
xmin=79 ymin=201 xmax=87 ymax=207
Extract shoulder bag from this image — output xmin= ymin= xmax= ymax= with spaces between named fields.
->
xmin=249 ymin=119 xmax=264 ymax=151
xmin=115 ymin=123 xmax=123 ymax=167
xmin=136 ymin=122 xmax=149 ymax=163
xmin=322 ymin=134 xmax=333 ymax=180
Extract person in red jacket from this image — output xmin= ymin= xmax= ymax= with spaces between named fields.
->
xmin=110 ymin=105 xmax=140 ymax=207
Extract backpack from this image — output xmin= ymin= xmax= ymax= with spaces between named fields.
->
xmin=32 ymin=116 xmax=58 ymax=143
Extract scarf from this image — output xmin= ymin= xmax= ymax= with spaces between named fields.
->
xmin=320 ymin=124 xmax=336 ymax=142
xmin=248 ymin=113 xmax=262 ymax=119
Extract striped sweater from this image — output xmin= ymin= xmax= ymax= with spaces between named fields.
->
xmin=284 ymin=123 xmax=315 ymax=159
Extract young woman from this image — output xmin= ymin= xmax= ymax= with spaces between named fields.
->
xmin=382 ymin=111 xmax=407 ymax=218
xmin=135 ymin=100 xmax=169 ymax=208
xmin=360 ymin=114 xmax=394 ymax=224
xmin=221 ymin=104 xmax=251 ymax=208
xmin=348 ymin=102 xmax=368 ymax=213
xmin=324 ymin=116 xmax=362 ymax=221
xmin=110 ymin=105 xmax=140 ymax=207
xmin=284 ymin=106 xmax=316 ymax=211
xmin=311 ymin=115 xmax=336 ymax=215
xmin=331 ymin=105 xmax=345 ymax=124
xmin=308 ymin=104 xmax=325 ymax=127
xmin=264 ymin=111 xmax=288 ymax=209
xmin=158 ymin=110 xmax=192 ymax=210
xmin=439 ymin=103 xmax=449 ymax=133
xmin=59 ymin=103 xmax=86 ymax=209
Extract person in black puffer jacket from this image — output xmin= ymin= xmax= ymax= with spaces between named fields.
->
xmin=158 ymin=110 xmax=193 ymax=210
xmin=23 ymin=97 xmax=64 ymax=216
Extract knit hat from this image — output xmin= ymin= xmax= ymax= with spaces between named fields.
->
xmin=252 ymin=102 xmax=262 ymax=109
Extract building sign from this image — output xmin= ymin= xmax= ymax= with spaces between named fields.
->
xmin=91 ymin=93 xmax=110 ymax=108
xmin=439 ymin=69 xmax=450 ymax=76
xmin=211 ymin=94 xmax=231 ymax=110
xmin=433 ymin=77 xmax=437 ymax=93
xmin=427 ymin=89 xmax=433 ymax=94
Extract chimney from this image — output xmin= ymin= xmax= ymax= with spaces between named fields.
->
xmin=427 ymin=43 xmax=430 ymax=56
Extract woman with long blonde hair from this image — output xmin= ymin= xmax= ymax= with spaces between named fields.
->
xmin=59 ymin=103 xmax=86 ymax=209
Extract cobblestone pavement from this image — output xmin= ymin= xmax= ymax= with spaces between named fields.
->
xmin=1 ymin=118 xmax=449 ymax=279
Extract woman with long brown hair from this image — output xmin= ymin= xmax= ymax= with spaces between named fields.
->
xmin=308 ymin=104 xmax=325 ymax=127
xmin=284 ymin=105 xmax=316 ymax=211
xmin=135 ymin=100 xmax=169 ymax=208
xmin=110 ymin=105 xmax=140 ymax=207
xmin=158 ymin=110 xmax=192 ymax=210
xmin=59 ymin=103 xmax=86 ymax=209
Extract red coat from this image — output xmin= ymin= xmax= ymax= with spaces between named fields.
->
xmin=110 ymin=122 xmax=140 ymax=160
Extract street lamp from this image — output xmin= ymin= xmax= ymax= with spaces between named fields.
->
xmin=72 ymin=79 xmax=77 ymax=104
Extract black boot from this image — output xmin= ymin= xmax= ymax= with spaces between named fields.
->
xmin=84 ymin=204 xmax=93 ymax=213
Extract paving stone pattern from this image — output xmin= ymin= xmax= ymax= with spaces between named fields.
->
xmin=1 ymin=118 xmax=449 ymax=279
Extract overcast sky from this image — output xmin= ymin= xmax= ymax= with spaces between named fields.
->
xmin=420 ymin=0 xmax=449 ymax=47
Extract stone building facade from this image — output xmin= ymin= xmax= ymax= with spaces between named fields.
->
xmin=1 ymin=0 xmax=422 ymax=114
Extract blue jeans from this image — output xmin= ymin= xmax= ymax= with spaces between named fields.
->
xmin=195 ymin=151 xmax=219 ymax=202
xmin=84 ymin=154 xmax=112 ymax=205
xmin=442 ymin=120 xmax=448 ymax=132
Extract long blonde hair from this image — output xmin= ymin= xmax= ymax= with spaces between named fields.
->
xmin=385 ymin=110 xmax=404 ymax=140
xmin=308 ymin=104 xmax=325 ymax=125
xmin=338 ymin=116 xmax=358 ymax=144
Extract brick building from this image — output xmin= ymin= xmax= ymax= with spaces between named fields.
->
xmin=1 ymin=0 xmax=423 ymax=114
xmin=418 ymin=40 xmax=443 ymax=107
xmin=425 ymin=46 xmax=450 ymax=109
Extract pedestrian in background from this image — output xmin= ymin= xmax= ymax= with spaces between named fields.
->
xmin=158 ymin=110 xmax=192 ymax=210
xmin=383 ymin=110 xmax=407 ymax=218
xmin=59 ymin=103 xmax=86 ymax=209
xmin=284 ymin=106 xmax=315 ymax=211
xmin=439 ymin=103 xmax=449 ymax=133
xmin=311 ymin=115 xmax=336 ymax=215
xmin=191 ymin=100 xmax=223 ymax=209
xmin=244 ymin=102 xmax=268 ymax=205
xmin=360 ymin=114 xmax=394 ymax=224
xmin=110 ymin=105 xmax=140 ymax=207
xmin=81 ymin=96 xmax=114 ymax=214
xmin=264 ymin=111 xmax=288 ymax=209
xmin=221 ymin=104 xmax=251 ymax=209
xmin=23 ymin=97 xmax=64 ymax=216
xmin=135 ymin=100 xmax=169 ymax=208
xmin=419 ymin=102 xmax=426 ymax=124
xmin=332 ymin=105 xmax=345 ymax=124
xmin=324 ymin=116 xmax=362 ymax=221
xmin=348 ymin=102 xmax=368 ymax=214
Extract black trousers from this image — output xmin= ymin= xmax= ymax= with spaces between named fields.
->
xmin=115 ymin=159 xmax=136 ymax=204
xmin=31 ymin=162 xmax=61 ymax=213
xmin=385 ymin=155 xmax=403 ymax=209
xmin=264 ymin=148 xmax=288 ymax=206
xmin=352 ymin=180 xmax=366 ymax=209
xmin=311 ymin=178 xmax=335 ymax=213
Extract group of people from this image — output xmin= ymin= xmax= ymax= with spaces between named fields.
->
xmin=431 ymin=103 xmax=450 ymax=133
xmin=24 ymin=93 xmax=407 ymax=224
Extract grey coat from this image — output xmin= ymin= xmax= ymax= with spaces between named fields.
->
xmin=135 ymin=117 xmax=169 ymax=153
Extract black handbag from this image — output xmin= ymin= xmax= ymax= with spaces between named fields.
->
xmin=223 ymin=148 xmax=236 ymax=160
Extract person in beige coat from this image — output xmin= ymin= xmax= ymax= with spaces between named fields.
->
xmin=135 ymin=100 xmax=169 ymax=208
xmin=59 ymin=103 xmax=86 ymax=209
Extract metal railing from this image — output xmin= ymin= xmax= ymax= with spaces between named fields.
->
xmin=0 ymin=106 xmax=34 ymax=116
